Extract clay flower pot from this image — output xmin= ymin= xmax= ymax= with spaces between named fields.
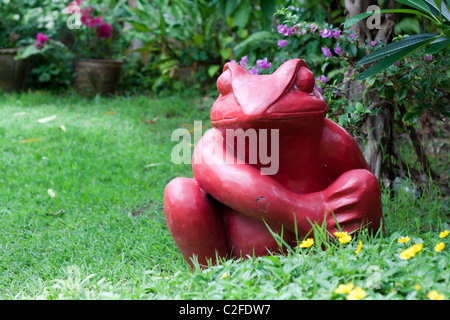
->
xmin=0 ymin=48 xmax=30 ymax=92
xmin=74 ymin=58 xmax=123 ymax=95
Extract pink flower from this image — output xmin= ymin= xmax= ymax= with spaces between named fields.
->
xmin=277 ymin=24 xmax=289 ymax=36
xmin=321 ymin=46 xmax=332 ymax=58
xmin=81 ymin=14 xmax=93 ymax=26
xmin=89 ymin=16 xmax=103 ymax=29
xmin=310 ymin=23 xmax=318 ymax=34
xmin=34 ymin=33 xmax=49 ymax=50
xmin=334 ymin=46 xmax=343 ymax=55
xmin=320 ymin=28 xmax=333 ymax=38
xmin=250 ymin=66 xmax=259 ymax=75
xmin=277 ymin=40 xmax=289 ymax=47
xmin=425 ymin=54 xmax=433 ymax=61
xmin=256 ymin=57 xmax=272 ymax=69
xmin=370 ymin=41 xmax=377 ymax=47
xmin=332 ymin=29 xmax=341 ymax=39
xmin=36 ymin=33 xmax=49 ymax=44
xmin=96 ymin=22 xmax=113 ymax=39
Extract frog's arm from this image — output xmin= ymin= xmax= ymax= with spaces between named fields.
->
xmin=192 ymin=128 xmax=325 ymax=233
xmin=320 ymin=119 xmax=371 ymax=179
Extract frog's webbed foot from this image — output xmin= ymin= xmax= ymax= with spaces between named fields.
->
xmin=164 ymin=177 xmax=230 ymax=269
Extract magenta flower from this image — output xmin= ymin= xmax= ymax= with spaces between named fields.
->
xmin=256 ymin=57 xmax=272 ymax=69
xmin=348 ymin=33 xmax=357 ymax=42
xmin=277 ymin=40 xmax=289 ymax=47
xmin=34 ymin=33 xmax=49 ymax=50
xmin=310 ymin=23 xmax=318 ymax=34
xmin=370 ymin=41 xmax=377 ymax=47
xmin=89 ymin=16 xmax=103 ymax=29
xmin=321 ymin=46 xmax=332 ymax=58
xmin=96 ymin=22 xmax=113 ymax=39
xmin=334 ymin=46 xmax=343 ymax=55
xmin=81 ymin=14 xmax=93 ymax=26
xmin=332 ymin=29 xmax=341 ymax=39
xmin=320 ymin=28 xmax=333 ymax=38
xmin=250 ymin=66 xmax=259 ymax=75
xmin=239 ymin=55 xmax=249 ymax=68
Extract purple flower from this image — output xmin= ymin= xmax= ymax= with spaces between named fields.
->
xmin=361 ymin=83 xmax=366 ymax=93
xmin=321 ymin=46 xmax=332 ymax=58
xmin=96 ymin=22 xmax=113 ymax=39
xmin=250 ymin=66 xmax=259 ymax=75
xmin=425 ymin=54 xmax=433 ymax=61
xmin=320 ymin=28 xmax=333 ymax=38
xmin=370 ymin=40 xmax=377 ymax=47
xmin=348 ymin=33 xmax=357 ymax=43
xmin=393 ymin=61 xmax=401 ymax=67
xmin=277 ymin=40 xmax=289 ymax=47
xmin=334 ymin=46 xmax=343 ymax=55
xmin=316 ymin=86 xmax=323 ymax=95
xmin=334 ymin=89 xmax=342 ymax=96
xmin=256 ymin=57 xmax=271 ymax=69
xmin=239 ymin=55 xmax=248 ymax=68
xmin=316 ymin=75 xmax=327 ymax=85
xmin=332 ymin=29 xmax=341 ymax=39
xmin=230 ymin=59 xmax=237 ymax=64
xmin=277 ymin=24 xmax=290 ymax=36
xmin=310 ymin=23 xmax=318 ymax=34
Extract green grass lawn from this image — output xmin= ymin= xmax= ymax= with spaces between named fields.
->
xmin=0 ymin=91 xmax=448 ymax=300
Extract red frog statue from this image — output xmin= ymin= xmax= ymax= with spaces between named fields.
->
xmin=164 ymin=59 xmax=383 ymax=268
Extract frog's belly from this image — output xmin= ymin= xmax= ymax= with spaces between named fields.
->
xmin=270 ymin=169 xmax=334 ymax=194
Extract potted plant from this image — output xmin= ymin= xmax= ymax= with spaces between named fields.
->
xmin=0 ymin=2 xmax=33 ymax=92
xmin=67 ymin=0 xmax=129 ymax=95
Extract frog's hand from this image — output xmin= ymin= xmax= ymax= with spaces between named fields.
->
xmin=192 ymin=128 xmax=326 ymax=233
xmin=323 ymin=169 xmax=384 ymax=235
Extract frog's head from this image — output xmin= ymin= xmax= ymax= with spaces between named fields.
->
xmin=210 ymin=59 xmax=327 ymax=130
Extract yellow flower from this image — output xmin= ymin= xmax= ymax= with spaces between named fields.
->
xmin=221 ymin=272 xmax=228 ymax=279
xmin=334 ymin=282 xmax=354 ymax=294
xmin=338 ymin=234 xmax=352 ymax=244
xmin=299 ymin=238 xmax=314 ymax=248
xmin=414 ymin=284 xmax=421 ymax=291
xmin=334 ymin=231 xmax=348 ymax=238
xmin=346 ymin=287 xmax=367 ymax=300
xmin=355 ymin=241 xmax=363 ymax=254
xmin=434 ymin=242 xmax=445 ymax=252
xmin=398 ymin=236 xmax=410 ymax=244
xmin=439 ymin=230 xmax=449 ymax=238
xmin=399 ymin=243 xmax=423 ymax=259
xmin=427 ymin=290 xmax=445 ymax=300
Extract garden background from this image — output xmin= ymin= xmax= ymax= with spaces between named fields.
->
xmin=0 ymin=0 xmax=448 ymax=300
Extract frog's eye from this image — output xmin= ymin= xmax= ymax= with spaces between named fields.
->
xmin=294 ymin=66 xmax=315 ymax=93
xmin=217 ymin=69 xmax=232 ymax=96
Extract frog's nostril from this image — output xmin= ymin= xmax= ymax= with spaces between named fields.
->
xmin=217 ymin=69 xmax=232 ymax=96
xmin=294 ymin=67 xmax=315 ymax=93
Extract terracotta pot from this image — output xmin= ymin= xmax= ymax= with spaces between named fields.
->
xmin=0 ymin=48 xmax=30 ymax=92
xmin=74 ymin=58 xmax=123 ymax=95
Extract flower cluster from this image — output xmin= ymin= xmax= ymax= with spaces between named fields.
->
xmin=334 ymin=231 xmax=352 ymax=244
xmin=398 ymin=229 xmax=448 ymax=259
xmin=231 ymin=55 xmax=273 ymax=75
xmin=69 ymin=0 xmax=113 ymax=39
xmin=334 ymin=283 xmax=367 ymax=300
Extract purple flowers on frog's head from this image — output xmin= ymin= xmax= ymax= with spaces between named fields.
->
xmin=277 ymin=40 xmax=289 ymax=48
xmin=321 ymin=46 xmax=332 ymax=58
xmin=239 ymin=55 xmax=249 ymax=68
xmin=250 ymin=66 xmax=259 ymax=75
xmin=256 ymin=57 xmax=272 ymax=69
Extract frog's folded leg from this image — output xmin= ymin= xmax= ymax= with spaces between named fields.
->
xmin=164 ymin=177 xmax=230 ymax=269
